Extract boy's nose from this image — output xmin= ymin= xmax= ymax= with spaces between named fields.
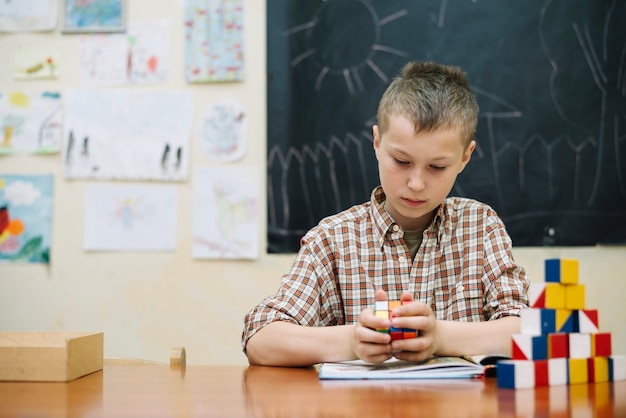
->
xmin=408 ymin=169 xmax=425 ymax=191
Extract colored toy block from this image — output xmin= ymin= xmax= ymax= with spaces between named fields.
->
xmin=547 ymin=333 xmax=569 ymax=358
xmin=534 ymin=359 xmax=549 ymax=387
xmin=588 ymin=357 xmax=609 ymax=383
xmin=520 ymin=308 xmax=556 ymax=335
xmin=569 ymin=333 xmax=592 ymax=359
xmin=592 ymin=332 xmax=612 ymax=357
xmin=564 ymin=285 xmax=585 ymax=310
xmin=548 ymin=358 xmax=568 ymax=386
xmin=545 ymin=258 xmax=579 ymax=284
xmin=568 ymin=358 xmax=588 ymax=384
xmin=577 ymin=309 xmax=599 ymax=333
xmin=374 ymin=300 xmax=416 ymax=340
xmin=511 ymin=334 xmax=547 ymax=360
xmin=609 ymin=355 xmax=626 ymax=381
xmin=556 ymin=309 xmax=576 ymax=333
xmin=528 ymin=282 xmax=565 ymax=309
xmin=497 ymin=360 xmax=535 ymax=389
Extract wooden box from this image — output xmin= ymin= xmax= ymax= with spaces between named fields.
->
xmin=0 ymin=332 xmax=103 ymax=382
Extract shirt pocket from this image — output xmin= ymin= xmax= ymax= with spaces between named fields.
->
xmin=434 ymin=279 xmax=483 ymax=321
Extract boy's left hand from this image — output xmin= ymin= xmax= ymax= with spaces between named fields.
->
xmin=388 ymin=291 xmax=440 ymax=362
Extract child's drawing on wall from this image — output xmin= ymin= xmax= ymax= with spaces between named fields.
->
xmin=197 ymin=99 xmax=247 ymax=162
xmin=192 ymin=166 xmax=258 ymax=259
xmin=0 ymin=174 xmax=53 ymax=264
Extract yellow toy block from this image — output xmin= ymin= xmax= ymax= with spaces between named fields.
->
xmin=568 ymin=358 xmax=588 ymax=384
xmin=588 ymin=357 xmax=609 ymax=383
xmin=564 ymin=284 xmax=585 ymax=310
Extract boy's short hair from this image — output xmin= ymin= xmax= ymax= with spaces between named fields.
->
xmin=376 ymin=61 xmax=479 ymax=148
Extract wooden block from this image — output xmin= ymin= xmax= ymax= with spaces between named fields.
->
xmin=578 ymin=309 xmax=599 ymax=333
xmin=568 ymin=358 xmax=588 ymax=384
xmin=564 ymin=285 xmax=585 ymax=310
xmin=591 ymin=332 xmax=612 ymax=357
xmin=534 ymin=359 xmax=549 ymax=387
xmin=609 ymin=355 xmax=626 ymax=381
xmin=569 ymin=333 xmax=592 ymax=359
xmin=520 ymin=308 xmax=556 ymax=335
xmin=497 ymin=360 xmax=535 ymax=389
xmin=545 ymin=258 xmax=579 ymax=284
xmin=547 ymin=333 xmax=569 ymax=358
xmin=169 ymin=347 xmax=186 ymax=367
xmin=528 ymin=282 xmax=565 ymax=309
xmin=512 ymin=334 xmax=547 ymax=360
xmin=0 ymin=332 xmax=103 ymax=382
xmin=556 ymin=309 xmax=576 ymax=333
xmin=588 ymin=357 xmax=609 ymax=383
xmin=548 ymin=358 xmax=568 ymax=386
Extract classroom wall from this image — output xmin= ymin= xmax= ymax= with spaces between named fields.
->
xmin=1 ymin=0 xmax=625 ymax=365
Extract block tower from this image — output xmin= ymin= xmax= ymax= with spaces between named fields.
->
xmin=497 ymin=258 xmax=626 ymax=389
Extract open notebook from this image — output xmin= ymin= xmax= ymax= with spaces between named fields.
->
xmin=318 ymin=354 xmax=509 ymax=380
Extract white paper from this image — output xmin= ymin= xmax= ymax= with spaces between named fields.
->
xmin=192 ymin=166 xmax=259 ymax=259
xmin=84 ymin=183 xmax=177 ymax=251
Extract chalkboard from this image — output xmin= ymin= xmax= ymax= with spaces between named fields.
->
xmin=267 ymin=0 xmax=626 ymax=253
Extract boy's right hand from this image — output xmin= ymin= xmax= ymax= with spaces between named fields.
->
xmin=352 ymin=289 xmax=394 ymax=363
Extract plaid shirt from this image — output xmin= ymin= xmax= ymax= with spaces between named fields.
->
xmin=242 ymin=186 xmax=529 ymax=350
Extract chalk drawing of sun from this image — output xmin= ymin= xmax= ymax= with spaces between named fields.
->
xmin=286 ymin=0 xmax=409 ymax=94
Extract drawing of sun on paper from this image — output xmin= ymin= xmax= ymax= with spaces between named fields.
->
xmin=0 ymin=91 xmax=62 ymax=154
xmin=0 ymin=174 xmax=53 ymax=264
xmin=197 ymin=99 xmax=247 ymax=162
xmin=84 ymin=183 xmax=177 ymax=251
xmin=63 ymin=89 xmax=193 ymax=181
xmin=192 ymin=166 xmax=258 ymax=259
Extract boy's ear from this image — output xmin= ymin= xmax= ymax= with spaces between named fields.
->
xmin=459 ymin=140 xmax=476 ymax=172
xmin=373 ymin=125 xmax=381 ymax=156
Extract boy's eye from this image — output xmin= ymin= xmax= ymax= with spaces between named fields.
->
xmin=430 ymin=165 xmax=446 ymax=171
xmin=394 ymin=158 xmax=409 ymax=165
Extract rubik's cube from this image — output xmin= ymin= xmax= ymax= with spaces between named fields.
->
xmin=497 ymin=258 xmax=626 ymax=389
xmin=374 ymin=300 xmax=417 ymax=340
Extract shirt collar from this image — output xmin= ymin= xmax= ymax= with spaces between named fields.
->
xmin=369 ymin=186 xmax=447 ymax=248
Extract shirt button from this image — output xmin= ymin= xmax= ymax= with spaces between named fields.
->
xmin=457 ymin=285 xmax=464 ymax=292
xmin=392 ymin=225 xmax=399 ymax=232
xmin=398 ymin=256 xmax=406 ymax=263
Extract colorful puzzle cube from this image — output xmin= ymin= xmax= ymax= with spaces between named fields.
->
xmin=374 ymin=300 xmax=417 ymax=340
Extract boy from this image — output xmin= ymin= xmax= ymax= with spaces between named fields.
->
xmin=243 ymin=61 xmax=529 ymax=367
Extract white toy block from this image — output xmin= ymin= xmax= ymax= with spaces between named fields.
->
xmin=512 ymin=334 xmax=547 ymax=360
xmin=548 ymin=358 xmax=568 ymax=386
xmin=520 ymin=308 xmax=556 ymax=335
xmin=497 ymin=360 xmax=535 ymax=389
xmin=528 ymin=282 xmax=565 ymax=309
xmin=609 ymin=355 xmax=626 ymax=382
xmin=577 ymin=309 xmax=599 ymax=333
xmin=569 ymin=333 xmax=592 ymax=359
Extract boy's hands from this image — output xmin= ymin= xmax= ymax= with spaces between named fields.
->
xmin=352 ymin=289 xmax=439 ymax=363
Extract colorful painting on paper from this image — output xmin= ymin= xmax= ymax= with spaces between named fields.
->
xmin=63 ymin=0 xmax=125 ymax=32
xmin=79 ymin=21 xmax=169 ymax=86
xmin=192 ymin=166 xmax=259 ymax=259
xmin=62 ymin=89 xmax=193 ymax=181
xmin=84 ymin=183 xmax=177 ymax=251
xmin=0 ymin=91 xmax=63 ymax=154
xmin=0 ymin=174 xmax=53 ymax=264
xmin=184 ymin=0 xmax=244 ymax=83
xmin=0 ymin=0 xmax=59 ymax=32
xmin=197 ymin=99 xmax=247 ymax=162
xmin=14 ymin=46 xmax=59 ymax=80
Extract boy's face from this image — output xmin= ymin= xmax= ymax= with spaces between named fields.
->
xmin=373 ymin=115 xmax=475 ymax=231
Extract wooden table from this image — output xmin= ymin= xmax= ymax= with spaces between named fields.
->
xmin=0 ymin=365 xmax=625 ymax=417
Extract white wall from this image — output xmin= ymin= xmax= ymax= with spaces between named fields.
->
xmin=1 ymin=0 xmax=624 ymax=365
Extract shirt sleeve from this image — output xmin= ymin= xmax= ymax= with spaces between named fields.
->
xmin=481 ymin=211 xmax=530 ymax=320
xmin=241 ymin=228 xmax=343 ymax=353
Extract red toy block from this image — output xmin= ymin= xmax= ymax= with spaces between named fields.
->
xmin=578 ymin=309 xmax=599 ymax=333
xmin=547 ymin=333 xmax=569 ymax=358
xmin=592 ymin=332 xmax=612 ymax=357
xmin=534 ymin=360 xmax=549 ymax=387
